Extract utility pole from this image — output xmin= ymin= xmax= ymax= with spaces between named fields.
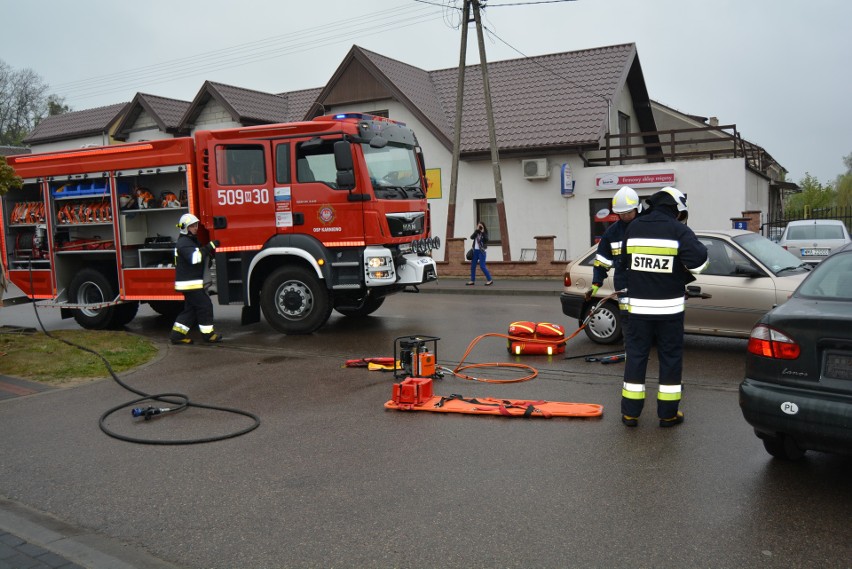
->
xmin=445 ymin=0 xmax=511 ymax=262
xmin=472 ymin=0 xmax=510 ymax=261
xmin=445 ymin=0 xmax=471 ymax=257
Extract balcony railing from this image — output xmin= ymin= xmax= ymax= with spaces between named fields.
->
xmin=586 ymin=124 xmax=777 ymax=175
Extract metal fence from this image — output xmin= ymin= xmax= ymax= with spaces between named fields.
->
xmin=762 ymin=206 xmax=852 ymax=241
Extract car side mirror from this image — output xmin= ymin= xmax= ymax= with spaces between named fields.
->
xmin=735 ymin=263 xmax=763 ymax=278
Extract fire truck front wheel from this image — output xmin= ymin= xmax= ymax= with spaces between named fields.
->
xmin=260 ymin=266 xmax=332 ymax=335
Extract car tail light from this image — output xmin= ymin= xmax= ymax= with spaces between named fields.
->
xmin=563 ymin=272 xmax=571 ymax=287
xmin=747 ymin=324 xmax=800 ymax=359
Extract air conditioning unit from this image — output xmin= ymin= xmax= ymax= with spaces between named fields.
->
xmin=522 ymin=158 xmax=549 ymax=180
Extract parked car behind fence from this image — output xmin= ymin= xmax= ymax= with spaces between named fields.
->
xmin=777 ymin=218 xmax=851 ymax=265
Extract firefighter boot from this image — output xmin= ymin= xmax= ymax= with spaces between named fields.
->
xmin=621 ymin=415 xmax=639 ymax=427
xmin=659 ymin=411 xmax=685 ymax=428
xmin=204 ymin=332 xmax=223 ymax=343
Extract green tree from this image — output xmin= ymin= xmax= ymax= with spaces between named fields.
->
xmin=835 ymin=152 xmax=852 ymax=209
xmin=0 ymin=59 xmax=68 ymax=146
xmin=0 ymin=155 xmax=23 ymax=196
xmin=785 ymin=173 xmax=836 ymax=213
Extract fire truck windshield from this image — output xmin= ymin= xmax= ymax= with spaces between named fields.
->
xmin=361 ymin=143 xmax=424 ymax=200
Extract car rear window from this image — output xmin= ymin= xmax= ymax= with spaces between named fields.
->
xmin=786 ymin=224 xmax=846 ymax=240
xmin=797 ymin=252 xmax=852 ymax=299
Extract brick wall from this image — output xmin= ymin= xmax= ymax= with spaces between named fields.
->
xmin=436 ymin=235 xmax=565 ymax=278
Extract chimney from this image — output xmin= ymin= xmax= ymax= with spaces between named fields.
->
xmin=709 ymin=116 xmax=719 ymax=127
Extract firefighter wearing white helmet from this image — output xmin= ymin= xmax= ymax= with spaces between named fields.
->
xmin=169 ymin=213 xmax=222 ymax=345
xmin=177 ymin=213 xmax=200 ymax=234
xmin=587 ymin=186 xmax=641 ymax=316
xmin=620 ymin=186 xmax=709 ymax=428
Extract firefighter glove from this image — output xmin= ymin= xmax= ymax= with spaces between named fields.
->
xmin=584 ymin=284 xmax=600 ymax=302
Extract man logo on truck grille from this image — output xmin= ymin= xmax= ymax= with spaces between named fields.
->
xmin=318 ymin=205 xmax=335 ymax=224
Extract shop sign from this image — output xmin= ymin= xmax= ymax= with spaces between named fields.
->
xmin=595 ymin=169 xmax=675 ymax=190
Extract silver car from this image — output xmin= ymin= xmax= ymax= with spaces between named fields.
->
xmin=560 ymin=229 xmax=812 ymax=344
xmin=777 ymin=219 xmax=851 ymax=265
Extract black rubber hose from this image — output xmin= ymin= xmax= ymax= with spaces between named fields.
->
xmin=27 ymin=261 xmax=260 ymax=445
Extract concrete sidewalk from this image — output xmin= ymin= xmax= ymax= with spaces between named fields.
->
xmin=0 ymin=498 xmax=180 ymax=569
xmin=417 ymin=276 xmax=563 ymax=296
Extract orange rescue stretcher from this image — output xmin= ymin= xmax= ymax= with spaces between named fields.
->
xmin=384 ymin=377 xmax=603 ymax=418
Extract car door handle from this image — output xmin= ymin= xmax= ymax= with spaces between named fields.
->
xmin=687 ymin=286 xmax=711 ymax=299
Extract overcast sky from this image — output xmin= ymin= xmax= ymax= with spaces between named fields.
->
xmin=3 ymin=0 xmax=850 ymax=184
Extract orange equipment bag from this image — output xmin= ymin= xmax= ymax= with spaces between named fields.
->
xmin=507 ymin=321 xmax=566 ymax=355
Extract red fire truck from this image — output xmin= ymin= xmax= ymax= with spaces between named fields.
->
xmin=1 ymin=113 xmax=438 ymax=334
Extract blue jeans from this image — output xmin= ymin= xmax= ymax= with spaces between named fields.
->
xmin=470 ymin=249 xmax=492 ymax=282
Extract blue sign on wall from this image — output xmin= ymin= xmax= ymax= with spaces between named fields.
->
xmin=733 ymin=220 xmax=748 ymax=230
xmin=561 ymin=163 xmax=575 ymax=197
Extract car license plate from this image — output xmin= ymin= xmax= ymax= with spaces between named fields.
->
xmin=823 ymin=351 xmax=852 ymax=381
xmin=801 ymin=248 xmax=830 ymax=256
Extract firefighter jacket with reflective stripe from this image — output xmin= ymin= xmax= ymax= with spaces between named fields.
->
xmin=624 ymin=208 xmax=709 ymax=317
xmin=592 ymin=219 xmax=629 ymax=292
xmin=174 ymin=233 xmax=209 ymax=291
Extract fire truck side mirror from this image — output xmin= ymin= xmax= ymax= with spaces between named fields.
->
xmin=334 ymin=141 xmax=355 ymax=190
xmin=333 ymin=141 xmax=353 ymax=171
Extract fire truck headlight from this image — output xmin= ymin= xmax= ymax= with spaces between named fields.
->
xmin=367 ymin=256 xmax=390 ymax=269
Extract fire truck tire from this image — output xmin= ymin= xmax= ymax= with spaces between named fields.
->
xmin=113 ymin=301 xmax=139 ymax=327
xmin=334 ymin=296 xmax=386 ymax=318
xmin=148 ymin=300 xmax=185 ymax=319
xmin=260 ymin=266 xmax=332 ymax=334
xmin=68 ymin=268 xmax=120 ymax=330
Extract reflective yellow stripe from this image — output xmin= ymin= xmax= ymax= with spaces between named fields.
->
xmin=594 ymin=254 xmax=613 ymax=268
xmin=191 ymin=249 xmax=203 ymax=264
xmin=628 ymin=245 xmax=679 ymax=256
xmin=658 ymin=384 xmax=682 ymax=401
xmin=176 ymin=279 xmax=204 ymax=291
xmin=199 ymin=325 xmax=214 ymax=334
xmin=622 ymin=382 xmax=646 ymax=400
xmin=172 ymin=322 xmax=189 ymax=334
xmin=658 ymin=391 xmax=682 ymax=401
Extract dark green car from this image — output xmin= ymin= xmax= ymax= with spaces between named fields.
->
xmin=740 ymin=242 xmax=852 ymax=460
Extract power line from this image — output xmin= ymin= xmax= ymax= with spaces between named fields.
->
xmin=53 ymin=4 xmax=444 ymax=103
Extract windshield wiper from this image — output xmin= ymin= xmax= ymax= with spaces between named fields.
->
xmin=777 ymin=263 xmax=812 ymax=274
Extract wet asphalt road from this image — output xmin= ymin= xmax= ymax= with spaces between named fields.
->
xmin=1 ymin=289 xmax=851 ymax=568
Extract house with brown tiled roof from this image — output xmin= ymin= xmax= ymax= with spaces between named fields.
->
xmin=22 ymin=103 xmax=129 ymax=153
xmin=113 ymin=93 xmax=192 ymax=142
xmin=177 ymin=81 xmax=291 ymax=133
xmin=17 ymin=42 xmax=784 ymax=265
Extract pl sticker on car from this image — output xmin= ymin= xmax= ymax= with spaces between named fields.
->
xmin=781 ymin=402 xmax=799 ymax=415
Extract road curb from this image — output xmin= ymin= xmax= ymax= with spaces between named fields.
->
xmin=0 ymin=497 xmax=181 ymax=569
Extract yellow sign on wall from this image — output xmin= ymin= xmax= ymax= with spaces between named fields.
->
xmin=425 ymin=168 xmax=442 ymax=200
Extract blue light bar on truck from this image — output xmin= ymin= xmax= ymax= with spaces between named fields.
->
xmin=333 ymin=113 xmax=406 ymax=126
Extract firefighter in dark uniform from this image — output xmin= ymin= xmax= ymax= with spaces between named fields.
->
xmin=621 ymin=187 xmax=708 ymax=427
xmin=587 ymin=186 xmax=642 ymax=317
xmin=169 ymin=213 xmax=222 ymax=345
